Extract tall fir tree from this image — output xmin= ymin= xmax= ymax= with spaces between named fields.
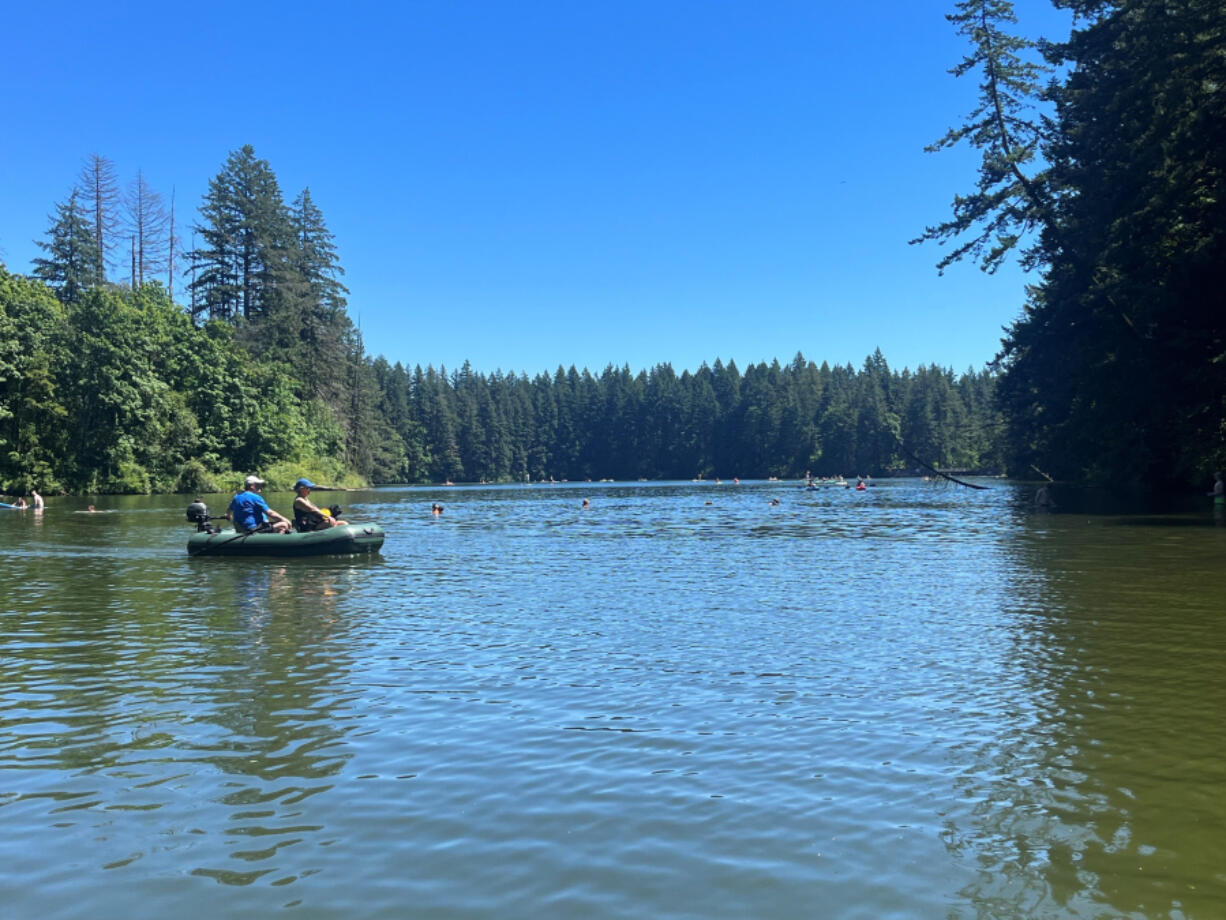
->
xmin=912 ymin=0 xmax=1055 ymax=273
xmin=287 ymin=187 xmax=352 ymax=401
xmin=995 ymin=0 xmax=1226 ymax=485
xmin=32 ymin=190 xmax=103 ymax=306
xmin=186 ymin=145 xmax=297 ymax=324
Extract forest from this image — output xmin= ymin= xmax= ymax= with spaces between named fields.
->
xmin=1 ymin=0 xmax=1222 ymax=494
xmin=0 ymin=256 xmax=999 ymax=492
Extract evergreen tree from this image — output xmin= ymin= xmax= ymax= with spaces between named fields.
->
xmin=922 ymin=0 xmax=1224 ymax=486
xmin=1001 ymin=1 xmax=1224 ymax=484
xmin=186 ymin=145 xmax=297 ymax=324
xmin=913 ymin=0 xmax=1055 ymax=273
xmin=32 ymin=190 xmax=103 ymax=306
xmin=288 ymin=187 xmax=351 ymax=401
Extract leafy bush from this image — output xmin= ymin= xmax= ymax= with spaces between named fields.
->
xmin=104 ymin=460 xmax=151 ymax=495
xmin=174 ymin=459 xmax=220 ymax=494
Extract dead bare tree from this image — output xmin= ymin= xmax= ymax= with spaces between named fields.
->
xmin=77 ymin=153 xmax=121 ymax=280
xmin=124 ymin=169 xmax=170 ymax=287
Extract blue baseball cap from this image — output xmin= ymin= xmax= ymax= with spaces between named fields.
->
xmin=294 ymin=478 xmax=317 ymax=490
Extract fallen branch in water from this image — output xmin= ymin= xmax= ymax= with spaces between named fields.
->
xmin=1030 ymin=464 xmax=1055 ymax=483
xmin=903 ymin=449 xmax=989 ymax=490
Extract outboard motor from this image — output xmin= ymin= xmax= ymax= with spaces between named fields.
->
xmin=186 ymin=500 xmax=221 ymax=534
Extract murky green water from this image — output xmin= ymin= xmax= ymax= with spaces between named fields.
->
xmin=2 ymin=481 xmax=1224 ymax=919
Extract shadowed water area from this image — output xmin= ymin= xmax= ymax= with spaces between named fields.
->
xmin=2 ymin=480 xmax=1224 ymax=919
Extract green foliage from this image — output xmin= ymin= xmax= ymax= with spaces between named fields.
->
xmin=924 ymin=0 xmax=1225 ymax=488
xmin=0 ymin=268 xmax=70 ymax=492
xmin=173 ymin=459 xmax=219 ymax=494
xmin=104 ymin=460 xmax=152 ymax=495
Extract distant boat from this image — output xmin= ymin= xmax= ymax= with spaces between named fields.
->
xmin=803 ymin=478 xmax=847 ymax=490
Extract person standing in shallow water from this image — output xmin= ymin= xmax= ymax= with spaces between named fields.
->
xmin=1208 ymin=471 xmax=1224 ymax=505
xmin=1034 ymin=484 xmax=1056 ymax=509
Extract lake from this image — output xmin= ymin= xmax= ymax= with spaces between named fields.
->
xmin=2 ymin=479 xmax=1224 ymax=919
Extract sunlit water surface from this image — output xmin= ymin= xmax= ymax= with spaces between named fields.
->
xmin=2 ymin=480 xmax=1224 ymax=919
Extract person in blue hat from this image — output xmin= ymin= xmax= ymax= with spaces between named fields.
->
xmin=292 ymin=478 xmax=348 ymax=531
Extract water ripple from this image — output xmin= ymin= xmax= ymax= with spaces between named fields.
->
xmin=2 ymin=481 xmax=1225 ymax=918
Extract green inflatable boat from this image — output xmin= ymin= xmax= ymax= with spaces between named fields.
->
xmin=185 ymin=501 xmax=385 ymax=557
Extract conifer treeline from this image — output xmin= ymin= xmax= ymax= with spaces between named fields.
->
xmin=0 ymin=265 xmax=1000 ymax=492
xmin=369 ymin=355 xmax=1000 ymax=483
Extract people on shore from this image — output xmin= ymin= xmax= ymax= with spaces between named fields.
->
xmin=228 ymin=475 xmax=291 ymax=534
xmin=292 ymin=478 xmax=347 ymax=530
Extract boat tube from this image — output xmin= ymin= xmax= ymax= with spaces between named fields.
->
xmin=185 ymin=500 xmax=385 ymax=557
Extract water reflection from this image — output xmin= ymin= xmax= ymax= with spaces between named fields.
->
xmin=3 ymin=482 xmax=1225 ymax=917
xmin=1 ymin=549 xmax=364 ymax=896
xmin=944 ymin=493 xmax=1226 ymax=918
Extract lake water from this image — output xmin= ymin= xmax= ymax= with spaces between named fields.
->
xmin=2 ymin=480 xmax=1224 ymax=919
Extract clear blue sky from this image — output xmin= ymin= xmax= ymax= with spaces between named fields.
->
xmin=1 ymin=1 xmax=1070 ymax=378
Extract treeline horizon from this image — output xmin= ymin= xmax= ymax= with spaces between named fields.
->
xmin=366 ymin=351 xmax=1001 ymax=484
xmin=1 ymin=260 xmax=1001 ymax=493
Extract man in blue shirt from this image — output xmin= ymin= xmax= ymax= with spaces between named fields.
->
xmin=228 ymin=475 xmax=292 ymax=533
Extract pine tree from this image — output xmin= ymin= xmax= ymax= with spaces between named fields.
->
xmin=288 ymin=187 xmax=351 ymax=400
xmin=32 ymin=190 xmax=103 ymax=306
xmin=186 ymin=145 xmax=296 ymax=324
xmin=912 ymin=0 xmax=1055 ymax=273
xmin=993 ymin=0 xmax=1226 ymax=484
